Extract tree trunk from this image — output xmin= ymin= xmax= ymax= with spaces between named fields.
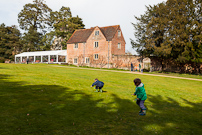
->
xmin=179 ymin=63 xmax=185 ymax=73
xmin=160 ymin=59 xmax=163 ymax=72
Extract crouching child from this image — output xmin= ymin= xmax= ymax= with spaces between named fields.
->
xmin=91 ymin=78 xmax=104 ymax=93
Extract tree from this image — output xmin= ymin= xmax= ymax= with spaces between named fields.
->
xmin=0 ymin=23 xmax=22 ymax=62
xmin=130 ymin=5 xmax=158 ymax=67
xmin=0 ymin=24 xmax=8 ymax=62
xmin=131 ymin=0 xmax=202 ymax=73
xmin=178 ymin=0 xmax=202 ymax=73
xmin=97 ymin=55 xmax=107 ymax=68
xmin=18 ymin=0 xmax=52 ymax=31
xmin=21 ymin=26 xmax=43 ymax=52
xmin=18 ymin=1 xmax=85 ymax=51
xmin=18 ymin=0 xmax=52 ymax=52
xmin=41 ymin=31 xmax=55 ymax=50
xmin=50 ymin=7 xmax=85 ymax=49
xmin=67 ymin=16 xmax=85 ymax=35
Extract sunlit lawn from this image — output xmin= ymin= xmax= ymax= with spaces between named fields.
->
xmin=0 ymin=63 xmax=202 ymax=135
xmin=148 ymin=71 xmax=202 ymax=79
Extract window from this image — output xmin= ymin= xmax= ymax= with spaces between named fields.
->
xmin=118 ymin=30 xmax=121 ymax=37
xmin=85 ymin=57 xmax=90 ymax=63
xmin=16 ymin=57 xmax=20 ymax=63
xmin=58 ymin=56 xmax=66 ymax=62
xmin=74 ymin=43 xmax=78 ymax=48
xmin=74 ymin=58 xmax=78 ymax=64
xmin=42 ymin=56 xmax=48 ymax=62
xmin=94 ymin=42 xmax=99 ymax=48
xmin=94 ymin=54 xmax=99 ymax=59
xmin=95 ymin=31 xmax=99 ymax=35
xmin=35 ymin=56 xmax=41 ymax=63
xmin=118 ymin=43 xmax=121 ymax=49
xmin=50 ymin=55 xmax=57 ymax=62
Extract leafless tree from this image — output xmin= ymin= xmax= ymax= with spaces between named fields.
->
xmin=111 ymin=55 xmax=123 ymax=69
xmin=78 ymin=55 xmax=85 ymax=66
xmin=97 ymin=55 xmax=107 ymax=68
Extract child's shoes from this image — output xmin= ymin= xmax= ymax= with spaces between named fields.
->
xmin=95 ymin=89 xmax=103 ymax=93
xmin=139 ymin=112 xmax=146 ymax=115
xmin=139 ymin=109 xmax=146 ymax=116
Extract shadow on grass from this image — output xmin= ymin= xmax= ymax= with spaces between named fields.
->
xmin=0 ymin=74 xmax=11 ymax=79
xmin=0 ymin=74 xmax=202 ymax=135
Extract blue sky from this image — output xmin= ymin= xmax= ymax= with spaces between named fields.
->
xmin=0 ymin=0 xmax=165 ymax=54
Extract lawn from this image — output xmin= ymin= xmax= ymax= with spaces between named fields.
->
xmin=147 ymin=71 xmax=202 ymax=80
xmin=0 ymin=63 xmax=202 ymax=135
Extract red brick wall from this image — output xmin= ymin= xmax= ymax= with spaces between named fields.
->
xmin=111 ymin=55 xmax=140 ymax=69
xmin=85 ymin=27 xmax=109 ymax=58
xmin=67 ymin=26 xmax=126 ymax=64
xmin=111 ymin=28 xmax=125 ymax=55
xmin=66 ymin=42 xmax=85 ymax=63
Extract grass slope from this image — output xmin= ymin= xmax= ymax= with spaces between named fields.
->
xmin=0 ymin=64 xmax=202 ymax=135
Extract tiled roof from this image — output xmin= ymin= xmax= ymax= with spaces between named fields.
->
xmin=100 ymin=25 xmax=119 ymax=41
xmin=67 ymin=28 xmax=95 ymax=44
xmin=67 ymin=25 xmax=120 ymax=44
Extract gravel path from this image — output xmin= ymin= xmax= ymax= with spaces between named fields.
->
xmin=52 ymin=65 xmax=202 ymax=82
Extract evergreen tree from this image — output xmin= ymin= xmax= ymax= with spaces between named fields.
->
xmin=130 ymin=5 xmax=157 ymax=64
xmin=131 ymin=0 xmax=202 ymax=73
xmin=0 ymin=23 xmax=22 ymax=62
xmin=50 ymin=6 xmax=85 ymax=49
xmin=18 ymin=0 xmax=52 ymax=51
xmin=0 ymin=24 xmax=7 ymax=62
xmin=41 ymin=31 xmax=55 ymax=50
xmin=21 ymin=26 xmax=43 ymax=52
xmin=67 ymin=15 xmax=85 ymax=37
xmin=18 ymin=0 xmax=52 ymax=31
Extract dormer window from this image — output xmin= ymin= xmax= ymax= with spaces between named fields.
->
xmin=95 ymin=31 xmax=99 ymax=35
xmin=118 ymin=30 xmax=121 ymax=37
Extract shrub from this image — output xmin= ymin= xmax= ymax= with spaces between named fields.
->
xmin=0 ymin=57 xmax=5 ymax=63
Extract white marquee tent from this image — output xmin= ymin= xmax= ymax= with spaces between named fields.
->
xmin=15 ymin=50 xmax=67 ymax=64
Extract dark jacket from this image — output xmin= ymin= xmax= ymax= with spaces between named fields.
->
xmin=92 ymin=80 xmax=104 ymax=87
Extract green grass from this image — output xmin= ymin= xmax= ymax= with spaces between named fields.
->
xmin=61 ymin=64 xmax=202 ymax=79
xmin=146 ymin=71 xmax=202 ymax=79
xmin=0 ymin=63 xmax=202 ymax=135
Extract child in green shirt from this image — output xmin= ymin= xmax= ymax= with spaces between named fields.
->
xmin=133 ymin=78 xmax=147 ymax=115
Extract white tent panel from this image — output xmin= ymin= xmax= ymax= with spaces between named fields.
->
xmin=15 ymin=50 xmax=67 ymax=63
xmin=15 ymin=50 xmax=67 ymax=57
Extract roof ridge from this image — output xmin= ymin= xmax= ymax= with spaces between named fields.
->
xmin=67 ymin=25 xmax=121 ymax=44
xmin=74 ymin=25 xmax=119 ymax=31
xmin=75 ymin=27 xmax=94 ymax=31
xmin=99 ymin=25 xmax=120 ymax=29
xmin=99 ymin=25 xmax=120 ymax=41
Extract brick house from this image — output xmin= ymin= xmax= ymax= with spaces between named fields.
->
xmin=66 ymin=25 xmax=126 ymax=67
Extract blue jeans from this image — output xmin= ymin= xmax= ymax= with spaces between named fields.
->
xmin=136 ymin=100 xmax=146 ymax=110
